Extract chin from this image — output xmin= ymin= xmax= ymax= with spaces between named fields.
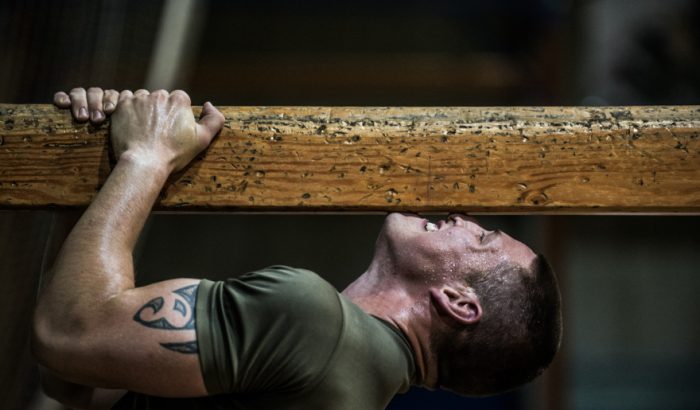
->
xmin=373 ymin=214 xmax=410 ymax=258
xmin=382 ymin=213 xmax=417 ymax=240
xmin=386 ymin=212 xmax=423 ymax=227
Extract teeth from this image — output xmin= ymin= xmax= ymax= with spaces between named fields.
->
xmin=425 ymin=222 xmax=438 ymax=232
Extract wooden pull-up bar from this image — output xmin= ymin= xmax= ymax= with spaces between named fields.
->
xmin=0 ymin=104 xmax=698 ymax=213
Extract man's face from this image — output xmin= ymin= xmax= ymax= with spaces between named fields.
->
xmin=376 ymin=213 xmax=536 ymax=284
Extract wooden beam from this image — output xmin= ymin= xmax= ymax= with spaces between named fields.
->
xmin=0 ymin=104 xmax=698 ymax=213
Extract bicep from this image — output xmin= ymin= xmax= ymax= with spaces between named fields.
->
xmin=73 ymin=279 xmax=207 ymax=397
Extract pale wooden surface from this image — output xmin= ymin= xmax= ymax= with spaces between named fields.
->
xmin=0 ymin=104 xmax=698 ymax=213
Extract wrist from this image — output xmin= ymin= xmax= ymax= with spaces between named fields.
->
xmin=118 ymin=150 xmax=174 ymax=177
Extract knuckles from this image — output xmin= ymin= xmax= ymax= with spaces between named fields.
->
xmin=69 ymin=87 xmax=85 ymax=96
xmin=151 ymin=89 xmax=169 ymax=100
xmin=169 ymin=90 xmax=191 ymax=105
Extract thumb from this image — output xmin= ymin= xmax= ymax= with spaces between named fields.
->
xmin=195 ymin=102 xmax=225 ymax=145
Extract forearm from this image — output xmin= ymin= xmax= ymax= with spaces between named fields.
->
xmin=35 ymin=154 xmax=170 ymax=336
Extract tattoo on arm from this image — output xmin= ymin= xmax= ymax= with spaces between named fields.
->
xmin=133 ymin=284 xmax=199 ymax=354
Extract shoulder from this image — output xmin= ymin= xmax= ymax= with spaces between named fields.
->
xmin=224 ymin=265 xmax=337 ymax=303
xmin=200 ymin=265 xmax=343 ymax=332
xmin=239 ymin=265 xmax=342 ymax=328
xmin=242 ymin=265 xmax=330 ymax=286
xmin=197 ymin=266 xmax=346 ymax=394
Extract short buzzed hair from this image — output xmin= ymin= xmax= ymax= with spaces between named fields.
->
xmin=433 ymin=254 xmax=562 ymax=396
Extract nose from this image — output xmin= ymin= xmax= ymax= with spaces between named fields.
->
xmin=448 ymin=214 xmax=464 ymax=227
xmin=448 ymin=213 xmax=480 ymax=227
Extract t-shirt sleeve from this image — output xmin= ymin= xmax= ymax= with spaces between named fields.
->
xmin=195 ymin=266 xmax=344 ymax=396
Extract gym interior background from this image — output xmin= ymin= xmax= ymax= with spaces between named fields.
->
xmin=1 ymin=0 xmax=699 ymax=409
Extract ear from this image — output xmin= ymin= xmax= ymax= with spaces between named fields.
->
xmin=429 ymin=286 xmax=482 ymax=326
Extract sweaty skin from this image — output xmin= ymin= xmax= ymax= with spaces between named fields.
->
xmin=33 ymin=88 xmax=225 ymax=404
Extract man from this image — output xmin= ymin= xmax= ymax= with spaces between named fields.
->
xmin=32 ymin=87 xmax=562 ymax=410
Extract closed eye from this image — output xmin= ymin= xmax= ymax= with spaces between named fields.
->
xmin=479 ymin=231 xmax=486 ymax=242
xmin=481 ymin=230 xmax=501 ymax=245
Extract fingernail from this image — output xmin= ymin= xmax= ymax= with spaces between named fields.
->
xmin=91 ymin=110 xmax=104 ymax=122
xmin=79 ymin=107 xmax=88 ymax=118
xmin=104 ymin=102 xmax=115 ymax=111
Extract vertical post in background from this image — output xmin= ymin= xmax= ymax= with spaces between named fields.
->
xmin=144 ymin=0 xmax=206 ymax=91
xmin=523 ymin=216 xmax=568 ymax=410
xmin=542 ymin=217 xmax=568 ymax=410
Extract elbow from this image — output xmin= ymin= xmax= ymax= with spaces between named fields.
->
xmin=32 ymin=303 xmax=52 ymax=365
xmin=32 ymin=268 xmax=92 ymax=364
xmin=32 ymin=320 xmax=93 ymax=410
xmin=31 ymin=303 xmax=89 ymax=373
xmin=32 ymin=300 xmax=112 ymax=391
xmin=32 ymin=287 xmax=65 ymax=368
xmin=31 ymin=309 xmax=61 ymax=369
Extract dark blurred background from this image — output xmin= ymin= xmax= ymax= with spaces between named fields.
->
xmin=1 ymin=0 xmax=699 ymax=409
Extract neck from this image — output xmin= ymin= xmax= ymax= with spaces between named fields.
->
xmin=341 ymin=264 xmax=439 ymax=388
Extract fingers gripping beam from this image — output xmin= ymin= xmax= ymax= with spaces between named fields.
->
xmin=0 ymin=104 xmax=699 ymax=214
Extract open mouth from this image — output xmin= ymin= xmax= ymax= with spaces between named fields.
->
xmin=425 ymin=221 xmax=439 ymax=232
xmin=423 ymin=215 xmax=471 ymax=232
xmin=424 ymin=217 xmax=453 ymax=232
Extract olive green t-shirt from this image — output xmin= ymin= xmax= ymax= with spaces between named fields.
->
xmin=113 ymin=266 xmax=416 ymax=410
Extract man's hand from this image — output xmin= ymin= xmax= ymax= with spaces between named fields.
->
xmin=55 ymin=87 xmax=225 ymax=173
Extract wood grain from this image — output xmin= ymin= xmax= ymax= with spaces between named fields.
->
xmin=0 ymin=104 xmax=698 ymax=213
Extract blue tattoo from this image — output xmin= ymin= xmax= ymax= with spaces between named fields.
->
xmin=160 ymin=341 xmax=199 ymax=354
xmin=132 ymin=284 xmax=199 ymax=354
xmin=173 ymin=299 xmax=187 ymax=317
